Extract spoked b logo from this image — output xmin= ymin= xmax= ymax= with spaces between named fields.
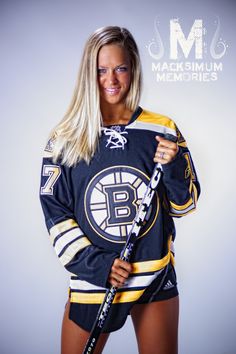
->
xmin=84 ymin=166 xmax=159 ymax=243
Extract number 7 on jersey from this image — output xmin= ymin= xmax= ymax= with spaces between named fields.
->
xmin=41 ymin=165 xmax=61 ymax=195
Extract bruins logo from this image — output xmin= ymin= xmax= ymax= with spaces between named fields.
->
xmin=84 ymin=166 xmax=159 ymax=243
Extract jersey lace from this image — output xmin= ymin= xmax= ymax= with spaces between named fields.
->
xmin=103 ymin=127 xmax=128 ymax=150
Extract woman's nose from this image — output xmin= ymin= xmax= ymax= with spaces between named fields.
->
xmin=108 ymin=70 xmax=118 ymax=84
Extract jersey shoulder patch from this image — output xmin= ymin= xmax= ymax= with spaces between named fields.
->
xmin=43 ymin=134 xmax=56 ymax=158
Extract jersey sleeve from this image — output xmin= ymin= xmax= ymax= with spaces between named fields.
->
xmin=39 ymin=141 xmax=118 ymax=288
xmin=161 ymin=126 xmax=201 ymax=217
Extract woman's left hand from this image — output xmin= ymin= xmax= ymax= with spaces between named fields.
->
xmin=153 ymin=136 xmax=179 ymax=164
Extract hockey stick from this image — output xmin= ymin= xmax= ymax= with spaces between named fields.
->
xmin=83 ymin=133 xmax=177 ymax=354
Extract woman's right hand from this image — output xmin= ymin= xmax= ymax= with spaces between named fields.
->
xmin=108 ymin=258 xmax=132 ymax=288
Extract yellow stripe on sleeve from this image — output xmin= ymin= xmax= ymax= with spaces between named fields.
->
xmin=192 ymin=183 xmax=198 ymax=202
xmin=59 ymin=236 xmax=91 ymax=266
xmin=169 ymin=197 xmax=194 ymax=211
xmin=49 ymin=219 xmax=78 ymax=240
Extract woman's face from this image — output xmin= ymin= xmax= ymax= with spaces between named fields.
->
xmin=97 ymin=44 xmax=131 ymax=108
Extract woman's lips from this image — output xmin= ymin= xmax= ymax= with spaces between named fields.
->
xmin=105 ymin=87 xmax=120 ymax=95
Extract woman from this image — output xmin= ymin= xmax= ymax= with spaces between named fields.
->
xmin=40 ymin=26 xmax=200 ymax=354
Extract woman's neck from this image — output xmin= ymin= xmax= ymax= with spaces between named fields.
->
xmin=101 ymin=104 xmax=133 ymax=126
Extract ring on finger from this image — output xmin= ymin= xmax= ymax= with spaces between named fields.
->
xmin=159 ymin=152 xmax=165 ymax=159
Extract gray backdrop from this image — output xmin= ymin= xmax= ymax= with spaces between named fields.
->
xmin=1 ymin=0 xmax=235 ymax=353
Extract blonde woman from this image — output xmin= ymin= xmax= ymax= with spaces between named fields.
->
xmin=40 ymin=26 xmax=200 ymax=354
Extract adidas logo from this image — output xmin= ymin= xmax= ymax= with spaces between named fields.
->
xmin=163 ymin=280 xmax=174 ymax=290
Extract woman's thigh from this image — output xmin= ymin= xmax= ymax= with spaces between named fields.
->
xmin=61 ymin=301 xmax=110 ymax=354
xmin=130 ymin=296 xmax=179 ymax=354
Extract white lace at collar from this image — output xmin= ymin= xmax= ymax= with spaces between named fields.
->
xmin=102 ymin=127 xmax=128 ymax=150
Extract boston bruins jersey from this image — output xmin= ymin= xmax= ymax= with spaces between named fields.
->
xmin=39 ymin=106 xmax=200 ymax=331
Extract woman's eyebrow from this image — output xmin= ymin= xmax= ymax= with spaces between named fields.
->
xmin=98 ymin=63 xmax=128 ymax=68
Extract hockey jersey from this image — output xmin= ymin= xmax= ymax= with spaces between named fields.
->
xmin=40 ymin=106 xmax=200 ymax=311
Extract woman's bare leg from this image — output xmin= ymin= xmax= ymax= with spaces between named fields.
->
xmin=131 ymin=296 xmax=179 ymax=354
xmin=61 ymin=302 xmax=110 ymax=354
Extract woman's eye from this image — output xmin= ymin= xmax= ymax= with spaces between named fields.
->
xmin=98 ymin=68 xmax=106 ymax=75
xmin=97 ymin=67 xmax=128 ymax=75
xmin=116 ymin=66 xmax=128 ymax=72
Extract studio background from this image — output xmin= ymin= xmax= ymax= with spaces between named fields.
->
xmin=1 ymin=0 xmax=235 ymax=353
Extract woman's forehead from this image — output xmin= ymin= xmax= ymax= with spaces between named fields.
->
xmin=98 ymin=44 xmax=130 ymax=65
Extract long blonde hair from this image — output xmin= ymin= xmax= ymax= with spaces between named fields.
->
xmin=50 ymin=26 xmax=142 ymax=166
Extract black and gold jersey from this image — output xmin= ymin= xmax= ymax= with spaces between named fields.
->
xmin=39 ymin=106 xmax=200 ymax=330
